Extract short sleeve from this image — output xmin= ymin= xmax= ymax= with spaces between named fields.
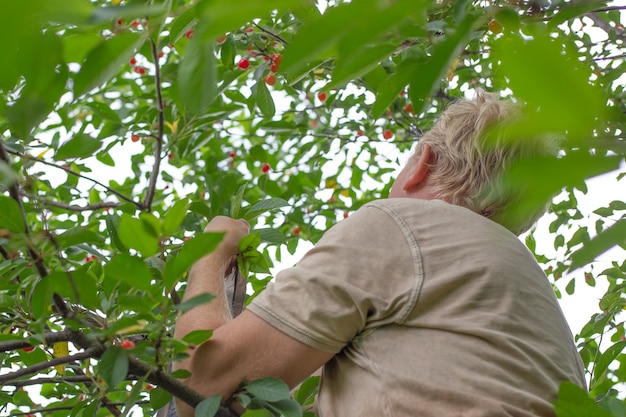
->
xmin=247 ymin=202 xmax=421 ymax=353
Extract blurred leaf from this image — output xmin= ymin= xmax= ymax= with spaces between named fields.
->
xmin=170 ymin=6 xmax=197 ymax=43
xmin=407 ymin=12 xmax=480 ymax=116
xmin=163 ymin=198 xmax=189 ymax=236
xmin=246 ymin=377 xmax=291 ymax=402
xmin=255 ymin=80 xmax=276 ymax=118
xmin=118 ymin=214 xmax=160 ymax=257
xmin=570 ymin=219 xmax=626 ymax=271
xmin=55 ymin=134 xmax=102 ymax=160
xmin=74 ymin=32 xmax=144 ymax=98
xmin=177 ymin=16 xmax=218 ymax=114
xmin=104 ymin=253 xmax=153 ymax=291
xmin=176 ymin=292 xmax=216 ymax=313
xmin=97 ymin=346 xmax=129 ymax=388
xmin=163 ymin=233 xmax=224 ymax=289
xmin=149 ymin=387 xmax=172 ymax=409
xmin=592 ymin=341 xmax=626 ymax=388
xmin=493 ymin=35 xmax=610 ymax=141
xmin=195 ymin=395 xmax=221 ymax=417
xmin=0 ymin=195 xmax=25 ymax=233
xmin=554 ymin=382 xmax=613 ymax=417
xmin=182 ymin=329 xmax=213 ymax=345
xmin=241 ymin=198 xmax=290 ymax=220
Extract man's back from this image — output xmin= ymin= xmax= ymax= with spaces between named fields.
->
xmin=249 ymin=198 xmax=586 ymax=416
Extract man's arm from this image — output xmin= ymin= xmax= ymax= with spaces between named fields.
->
xmin=174 ymin=216 xmax=333 ymax=417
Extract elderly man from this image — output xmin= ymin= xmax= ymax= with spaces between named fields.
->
xmin=174 ymin=92 xmax=586 ymax=416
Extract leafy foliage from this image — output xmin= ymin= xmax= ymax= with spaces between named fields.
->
xmin=0 ymin=0 xmax=624 ymax=416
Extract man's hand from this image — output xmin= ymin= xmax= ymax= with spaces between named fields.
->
xmin=204 ymin=216 xmax=250 ymax=261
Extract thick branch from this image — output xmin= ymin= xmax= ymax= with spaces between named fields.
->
xmin=143 ymin=39 xmax=166 ymax=211
xmin=0 ymin=348 xmax=97 ymax=384
xmin=0 ymin=329 xmax=73 ymax=353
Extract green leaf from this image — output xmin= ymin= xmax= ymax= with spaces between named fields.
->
xmin=74 ymin=32 xmax=143 ymax=98
xmin=182 ymin=329 xmax=214 ymax=345
xmin=106 ymin=214 xmax=127 ymax=252
xmin=553 ymin=382 xmax=612 ymax=417
xmin=195 ymin=395 xmax=221 ymax=417
xmin=104 ymin=253 xmax=153 ymax=291
xmin=241 ymin=198 xmax=290 ymax=220
xmin=492 ymin=35 xmax=610 ymax=141
xmin=263 ymin=399 xmax=303 ymax=417
xmin=176 ymin=293 xmax=216 ymax=314
xmin=407 ymin=12 xmax=479 ymax=116
xmin=570 ymin=219 xmax=626 ymax=271
xmin=177 ymin=25 xmax=218 ymax=115
xmin=259 ymin=228 xmax=286 ymax=245
xmin=195 ymin=0 xmax=298 ymax=42
xmin=118 ymin=214 xmax=160 ymax=257
xmin=97 ymin=346 xmax=129 ymax=388
xmin=0 ymin=195 xmax=25 ymax=233
xmin=163 ymin=233 xmax=224 ymax=289
xmin=163 ymin=198 xmax=189 ymax=236
xmin=121 ymin=374 xmax=148 ymax=417
xmin=372 ymin=58 xmax=422 ymax=117
xmin=170 ymin=6 xmax=197 ymax=43
xmin=149 ymin=387 xmax=173 ymax=410
xmin=246 ymin=377 xmax=291 ymax=402
xmin=592 ymin=341 xmax=626 ymax=388
xmin=255 ymin=80 xmax=276 ymax=118
xmin=230 ymin=182 xmax=248 ymax=219
xmin=54 ymin=134 xmax=102 ymax=160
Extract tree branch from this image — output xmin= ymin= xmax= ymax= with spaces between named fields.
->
xmin=0 ymin=329 xmax=73 ymax=353
xmin=4 ymin=148 xmax=142 ymax=208
xmin=0 ymin=348 xmax=97 ymax=384
xmin=143 ymin=39 xmax=166 ymax=212
xmin=252 ymin=22 xmax=288 ymax=45
xmin=4 ymin=376 xmax=92 ymax=387
xmin=22 ymin=193 xmax=122 ymax=212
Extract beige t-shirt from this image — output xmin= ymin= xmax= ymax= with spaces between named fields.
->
xmin=248 ymin=199 xmax=586 ymax=416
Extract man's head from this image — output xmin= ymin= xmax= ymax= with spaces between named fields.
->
xmin=390 ymin=91 xmax=559 ymax=235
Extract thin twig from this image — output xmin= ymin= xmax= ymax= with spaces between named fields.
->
xmin=4 ymin=148 xmax=141 ymax=208
xmin=143 ymin=39 xmax=166 ymax=212
xmin=0 ymin=348 xmax=97 ymax=384
xmin=21 ymin=193 xmax=121 ymax=212
xmin=4 ymin=376 xmax=92 ymax=387
xmin=252 ymin=22 xmax=288 ymax=45
xmin=8 ymin=401 xmax=149 ymax=417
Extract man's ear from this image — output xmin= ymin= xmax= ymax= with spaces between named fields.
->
xmin=402 ymin=144 xmax=433 ymax=191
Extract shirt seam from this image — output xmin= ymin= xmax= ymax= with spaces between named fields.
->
xmin=365 ymin=201 xmax=425 ymax=325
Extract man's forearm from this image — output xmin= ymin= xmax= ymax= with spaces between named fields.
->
xmin=174 ymin=253 xmax=232 ymax=342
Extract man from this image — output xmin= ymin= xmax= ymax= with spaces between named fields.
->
xmin=174 ymin=92 xmax=586 ymax=416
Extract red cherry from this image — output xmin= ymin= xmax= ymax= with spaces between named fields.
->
xmin=271 ymin=54 xmax=282 ymax=65
xmin=317 ymin=91 xmax=327 ymax=102
xmin=133 ymin=67 xmax=146 ymax=75
xmin=131 ymin=20 xmax=140 ymax=28
xmin=404 ymin=104 xmax=414 ymax=114
xmin=386 ymin=109 xmax=392 ymax=115
xmin=382 ymin=130 xmax=393 ymax=140
xmin=145 ymin=384 xmax=154 ymax=391
xmin=22 ymin=346 xmax=35 ymax=353
xmin=168 ymin=153 xmax=174 ymax=160
xmin=309 ymin=120 xmax=318 ymax=128
xmin=343 ymin=211 xmax=349 ymax=219
xmin=131 ymin=135 xmax=140 ymax=142
xmin=245 ymin=27 xmax=254 ymax=33
xmin=328 ymin=196 xmax=336 ymax=203
xmin=116 ymin=18 xmax=123 ymax=26
xmin=261 ymin=163 xmax=271 ymax=173
xmin=185 ymin=29 xmax=194 ymax=39
xmin=120 ymin=340 xmax=135 ymax=350
xmin=157 ymin=50 xmax=164 ymax=58
xmin=356 ymin=130 xmax=364 ymax=136
xmin=216 ymin=34 xmax=227 ymax=44
xmin=270 ymin=62 xmax=279 ymax=73
xmin=265 ymin=74 xmax=277 ymax=86
xmin=263 ymin=55 xmax=270 ymax=61
xmin=293 ymin=227 xmax=301 ymax=235
xmin=229 ymin=152 xmax=236 ymax=158
xmin=238 ymin=58 xmax=250 ymax=70
xmin=129 ymin=57 xmax=137 ymax=66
